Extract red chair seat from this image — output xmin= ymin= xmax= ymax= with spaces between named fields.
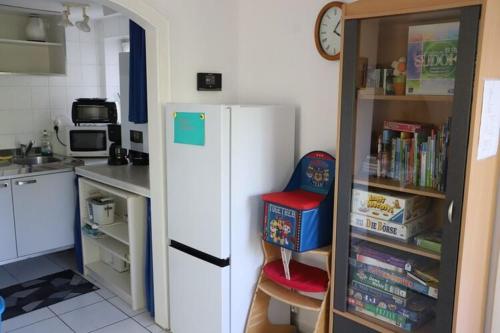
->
xmin=263 ymin=259 xmax=329 ymax=292
xmin=261 ymin=190 xmax=325 ymax=210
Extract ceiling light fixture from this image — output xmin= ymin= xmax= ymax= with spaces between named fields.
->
xmin=58 ymin=5 xmax=73 ymax=27
xmin=59 ymin=4 xmax=91 ymax=32
xmin=75 ymin=7 xmax=91 ymax=32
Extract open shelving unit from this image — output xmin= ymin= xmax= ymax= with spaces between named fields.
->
xmin=79 ymin=178 xmax=147 ymax=310
xmin=0 ymin=6 xmax=66 ymax=75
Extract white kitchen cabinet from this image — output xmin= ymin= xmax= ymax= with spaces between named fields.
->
xmin=0 ymin=179 xmax=17 ymax=262
xmin=12 ymin=172 xmax=76 ymax=257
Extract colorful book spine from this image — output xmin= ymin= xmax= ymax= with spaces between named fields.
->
xmin=384 ymin=121 xmax=425 ymax=133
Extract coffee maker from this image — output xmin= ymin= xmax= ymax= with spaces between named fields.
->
xmin=107 ymin=125 xmax=128 ymax=165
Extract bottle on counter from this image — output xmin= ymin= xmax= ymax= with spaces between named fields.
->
xmin=41 ymin=130 xmax=53 ymax=156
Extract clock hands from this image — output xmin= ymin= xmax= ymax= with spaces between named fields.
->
xmin=334 ymin=20 xmax=341 ymax=37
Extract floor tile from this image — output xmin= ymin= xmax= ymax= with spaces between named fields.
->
xmin=147 ymin=323 xmax=168 ymax=333
xmin=59 ymin=300 xmax=127 ymax=333
xmin=93 ymin=319 xmax=149 ymax=333
xmin=46 ymin=250 xmax=77 ymax=271
xmin=133 ymin=312 xmax=155 ymax=327
xmin=8 ymin=317 xmax=72 ymax=333
xmin=3 ymin=307 xmax=54 ymax=332
xmin=107 ymin=296 xmax=145 ymax=317
xmin=94 ymin=285 xmax=115 ymax=299
xmin=49 ymin=291 xmax=103 ymax=315
xmin=3 ymin=256 xmax=63 ymax=283
xmin=0 ymin=266 xmax=17 ymax=289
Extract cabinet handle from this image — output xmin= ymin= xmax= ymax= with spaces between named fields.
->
xmin=16 ymin=180 xmax=37 ymax=186
xmin=448 ymin=201 xmax=454 ymax=224
xmin=0 ymin=183 xmax=8 ymax=188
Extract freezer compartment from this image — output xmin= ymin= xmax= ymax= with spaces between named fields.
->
xmin=169 ymin=245 xmax=230 ymax=333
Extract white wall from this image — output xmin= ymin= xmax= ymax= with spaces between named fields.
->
xmin=237 ymin=0 xmax=340 ymax=158
xmin=237 ymin=1 xmax=342 ymax=331
xmin=0 ymin=19 xmax=104 ymax=150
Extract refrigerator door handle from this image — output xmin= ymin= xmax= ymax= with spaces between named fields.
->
xmin=170 ymin=240 xmax=230 ymax=267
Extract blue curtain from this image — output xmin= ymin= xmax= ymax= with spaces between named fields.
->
xmin=74 ymin=176 xmax=83 ymax=273
xmin=145 ymin=198 xmax=155 ymax=316
xmin=129 ymin=20 xmax=148 ymax=124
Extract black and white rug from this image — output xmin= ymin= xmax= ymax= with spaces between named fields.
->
xmin=0 ymin=270 xmax=98 ymax=320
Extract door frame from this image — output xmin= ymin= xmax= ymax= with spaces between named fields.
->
xmin=97 ymin=0 xmax=171 ymax=328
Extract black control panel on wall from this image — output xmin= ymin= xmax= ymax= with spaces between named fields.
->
xmin=197 ymin=73 xmax=222 ymax=91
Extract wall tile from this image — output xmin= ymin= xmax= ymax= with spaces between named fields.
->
xmin=31 ymin=86 xmax=51 ymax=109
xmin=82 ymin=65 xmax=100 ymax=86
xmin=65 ymin=26 xmax=80 ymax=42
xmin=81 ymin=42 xmax=99 ymax=65
xmin=66 ymin=64 xmax=83 ymax=86
xmin=50 ymin=86 xmax=68 ymax=110
xmin=66 ymin=42 xmax=81 ymax=65
xmin=49 ymin=75 xmax=67 ymax=87
xmin=29 ymin=76 xmax=49 ymax=86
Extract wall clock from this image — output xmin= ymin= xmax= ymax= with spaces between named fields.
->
xmin=315 ymin=2 xmax=343 ymax=61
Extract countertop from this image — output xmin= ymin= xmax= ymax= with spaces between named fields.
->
xmin=75 ymin=164 xmax=150 ymax=197
xmin=0 ymin=156 xmax=83 ymax=181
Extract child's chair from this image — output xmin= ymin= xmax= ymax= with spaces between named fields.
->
xmin=245 ymin=151 xmax=335 ymax=333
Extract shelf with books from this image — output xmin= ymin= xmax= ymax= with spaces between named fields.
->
xmin=350 ymin=231 xmax=441 ymax=261
xmin=353 ymin=177 xmax=446 ymax=200
xmin=357 ymin=91 xmax=453 ymax=103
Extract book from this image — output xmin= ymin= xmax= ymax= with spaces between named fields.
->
xmin=384 ymin=121 xmax=429 ymax=133
xmin=349 ymin=285 xmax=435 ymax=323
xmin=406 ymin=22 xmax=460 ymax=96
xmin=415 ymin=231 xmax=443 ymax=254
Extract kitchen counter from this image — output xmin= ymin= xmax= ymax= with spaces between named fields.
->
xmin=0 ymin=156 xmax=83 ymax=181
xmin=75 ymin=164 xmax=150 ymax=197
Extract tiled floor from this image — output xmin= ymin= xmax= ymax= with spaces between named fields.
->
xmin=0 ymin=251 xmax=167 ymax=333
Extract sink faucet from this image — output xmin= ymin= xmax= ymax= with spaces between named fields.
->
xmin=20 ymin=140 xmax=34 ymax=158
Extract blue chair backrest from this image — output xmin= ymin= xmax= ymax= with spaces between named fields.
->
xmin=285 ymin=151 xmax=336 ymax=196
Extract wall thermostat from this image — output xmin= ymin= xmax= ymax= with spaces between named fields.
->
xmin=197 ymin=73 xmax=222 ymax=91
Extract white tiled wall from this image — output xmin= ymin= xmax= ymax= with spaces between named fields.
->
xmin=0 ymin=20 xmax=105 ymax=150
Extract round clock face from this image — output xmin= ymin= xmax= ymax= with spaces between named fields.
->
xmin=316 ymin=3 xmax=343 ymax=60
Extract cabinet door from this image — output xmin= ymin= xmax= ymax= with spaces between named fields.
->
xmin=13 ymin=172 xmax=76 ymax=257
xmin=333 ymin=6 xmax=480 ymax=333
xmin=0 ymin=180 xmax=17 ymax=262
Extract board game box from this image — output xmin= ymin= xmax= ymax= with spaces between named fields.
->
xmin=351 ymin=188 xmax=430 ymax=224
xmin=350 ymin=258 xmax=439 ymax=299
xmin=351 ymin=212 xmax=430 ymax=241
xmin=406 ymin=22 xmax=460 ymax=96
xmin=349 ymin=284 xmax=435 ymax=322
xmin=415 ymin=231 xmax=442 ymax=254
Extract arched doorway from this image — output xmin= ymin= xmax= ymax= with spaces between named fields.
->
xmin=94 ymin=0 xmax=171 ymax=329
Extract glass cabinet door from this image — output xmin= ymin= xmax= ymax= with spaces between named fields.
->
xmin=334 ymin=6 xmax=480 ymax=333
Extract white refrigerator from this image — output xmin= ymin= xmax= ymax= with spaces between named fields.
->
xmin=166 ymin=104 xmax=295 ymax=333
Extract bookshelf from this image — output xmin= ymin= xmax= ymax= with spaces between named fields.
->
xmin=353 ymin=177 xmax=446 ymax=199
xmin=351 ymin=231 xmax=441 ymax=261
xmin=332 ymin=2 xmax=483 ymax=333
xmin=357 ymin=91 xmax=453 ymax=103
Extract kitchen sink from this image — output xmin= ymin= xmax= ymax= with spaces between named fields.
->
xmin=13 ymin=156 xmax=62 ymax=166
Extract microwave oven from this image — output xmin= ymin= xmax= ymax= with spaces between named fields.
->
xmin=72 ymin=98 xmax=117 ymax=125
xmin=65 ymin=126 xmax=110 ymax=157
